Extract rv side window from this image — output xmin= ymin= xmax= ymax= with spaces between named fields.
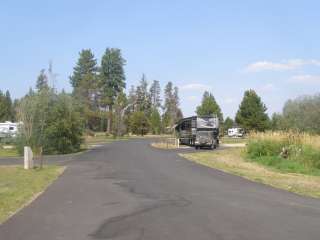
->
xmin=9 ymin=127 xmax=14 ymax=130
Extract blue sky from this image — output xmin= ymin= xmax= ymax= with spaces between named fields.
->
xmin=1 ymin=0 xmax=320 ymax=118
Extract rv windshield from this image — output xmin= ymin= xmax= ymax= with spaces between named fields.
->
xmin=197 ymin=131 xmax=212 ymax=137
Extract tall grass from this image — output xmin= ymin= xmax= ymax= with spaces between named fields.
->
xmin=246 ymin=131 xmax=320 ymax=175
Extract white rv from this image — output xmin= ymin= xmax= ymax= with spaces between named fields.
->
xmin=227 ymin=128 xmax=244 ymax=138
xmin=0 ymin=121 xmax=19 ymax=137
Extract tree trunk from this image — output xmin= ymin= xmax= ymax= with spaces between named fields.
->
xmin=107 ymin=105 xmax=112 ymax=134
xmin=39 ymin=146 xmax=43 ymax=169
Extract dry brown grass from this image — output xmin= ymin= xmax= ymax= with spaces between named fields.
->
xmin=151 ymin=142 xmax=180 ymax=149
xmin=181 ymin=148 xmax=320 ymax=199
xmin=249 ymin=131 xmax=320 ymax=149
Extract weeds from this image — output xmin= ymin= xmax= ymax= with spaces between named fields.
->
xmin=246 ymin=131 xmax=320 ymax=175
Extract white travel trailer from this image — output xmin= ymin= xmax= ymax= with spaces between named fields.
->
xmin=0 ymin=121 xmax=19 ymax=137
xmin=227 ymin=127 xmax=244 ymax=138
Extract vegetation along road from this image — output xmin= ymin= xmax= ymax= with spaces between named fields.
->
xmin=1 ymin=139 xmax=320 ymax=240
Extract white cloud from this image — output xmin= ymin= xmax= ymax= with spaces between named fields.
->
xmin=290 ymin=75 xmax=320 ymax=84
xmin=180 ymin=83 xmax=211 ymax=91
xmin=245 ymin=59 xmax=320 ymax=72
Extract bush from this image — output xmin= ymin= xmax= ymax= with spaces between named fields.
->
xmin=43 ymin=94 xmax=84 ymax=154
xmin=16 ymin=91 xmax=84 ymax=155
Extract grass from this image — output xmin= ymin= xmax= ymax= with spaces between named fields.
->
xmin=0 ymin=165 xmax=65 ymax=223
xmin=151 ymin=142 xmax=179 ymax=149
xmin=0 ymin=146 xmax=20 ymax=158
xmin=220 ymin=137 xmax=248 ymax=144
xmin=85 ymin=135 xmax=129 ymax=144
xmin=181 ymin=148 xmax=320 ymax=198
xmin=246 ymin=131 xmax=320 ymax=175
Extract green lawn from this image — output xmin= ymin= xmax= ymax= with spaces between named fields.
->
xmin=0 ymin=165 xmax=64 ymax=223
xmin=0 ymin=147 xmax=20 ymax=158
xmin=181 ymin=148 xmax=320 ymax=199
xmin=220 ymin=137 xmax=248 ymax=144
xmin=85 ymin=135 xmax=130 ymax=145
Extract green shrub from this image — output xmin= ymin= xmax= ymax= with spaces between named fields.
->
xmin=246 ymin=136 xmax=320 ymax=175
xmin=246 ymin=140 xmax=284 ymax=158
xmin=16 ymin=91 xmax=84 ymax=155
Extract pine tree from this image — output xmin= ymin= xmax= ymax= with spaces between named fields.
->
xmin=36 ymin=69 xmax=49 ymax=91
xmin=70 ymin=49 xmax=98 ymax=89
xmin=112 ymin=92 xmax=128 ymax=136
xmin=129 ymin=111 xmax=150 ymax=136
xmin=126 ymin=85 xmax=137 ymax=112
xmin=100 ymin=48 xmax=126 ymax=133
xmin=0 ymin=90 xmax=13 ymax=121
xmin=163 ymin=82 xmax=183 ymax=128
xmin=149 ymin=80 xmax=161 ymax=109
xmin=235 ymin=89 xmax=269 ymax=132
xmin=135 ymin=74 xmax=151 ymax=114
xmin=70 ymin=49 xmax=99 ymax=129
xmin=224 ymin=117 xmax=234 ymax=130
xmin=149 ymin=108 xmax=161 ymax=134
xmin=196 ymin=91 xmax=223 ymax=122
xmin=5 ymin=90 xmax=13 ymax=121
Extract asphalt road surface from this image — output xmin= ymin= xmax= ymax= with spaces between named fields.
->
xmin=1 ymin=139 xmax=320 ymax=240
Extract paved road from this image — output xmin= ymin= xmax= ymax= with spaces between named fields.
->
xmin=1 ymin=139 xmax=320 ymax=240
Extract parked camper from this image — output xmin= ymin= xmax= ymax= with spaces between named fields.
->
xmin=227 ymin=127 xmax=244 ymax=138
xmin=175 ymin=116 xmax=219 ymax=149
xmin=0 ymin=121 xmax=19 ymax=138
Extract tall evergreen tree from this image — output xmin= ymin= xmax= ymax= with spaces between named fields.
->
xmin=36 ymin=69 xmax=49 ymax=91
xmin=70 ymin=49 xmax=98 ymax=89
xmin=5 ymin=90 xmax=13 ymax=121
xmin=196 ymin=91 xmax=223 ymax=122
xmin=163 ymin=82 xmax=183 ymax=128
xmin=100 ymin=48 xmax=126 ymax=133
xmin=235 ymin=89 xmax=269 ymax=132
xmin=0 ymin=90 xmax=13 ymax=121
xmin=69 ymin=49 xmax=98 ymax=129
xmin=135 ymin=74 xmax=151 ymax=114
xmin=149 ymin=80 xmax=161 ymax=109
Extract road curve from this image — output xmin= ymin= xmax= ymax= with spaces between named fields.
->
xmin=1 ymin=139 xmax=320 ymax=240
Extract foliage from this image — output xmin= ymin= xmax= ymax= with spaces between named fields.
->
xmin=163 ymin=82 xmax=183 ymax=129
xmin=100 ymin=48 xmax=126 ymax=133
xmin=246 ymin=131 xmax=320 ymax=175
xmin=149 ymin=80 xmax=161 ymax=108
xmin=69 ymin=49 xmax=99 ymax=130
xmin=70 ymin=49 xmax=98 ymax=89
xmin=223 ymin=117 xmax=234 ymax=131
xmin=129 ymin=111 xmax=150 ymax=136
xmin=42 ymin=93 xmax=84 ymax=154
xmin=0 ymin=90 xmax=14 ymax=122
xmin=235 ymin=89 xmax=269 ymax=132
xmin=112 ymin=92 xmax=128 ymax=136
xmin=135 ymin=74 xmax=152 ymax=114
xmin=100 ymin=48 xmax=126 ymax=106
xmin=149 ymin=108 xmax=161 ymax=134
xmin=36 ymin=69 xmax=49 ymax=91
xmin=281 ymin=94 xmax=320 ymax=134
xmin=196 ymin=91 xmax=223 ymax=122
xmin=16 ymin=89 xmax=84 ymax=155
